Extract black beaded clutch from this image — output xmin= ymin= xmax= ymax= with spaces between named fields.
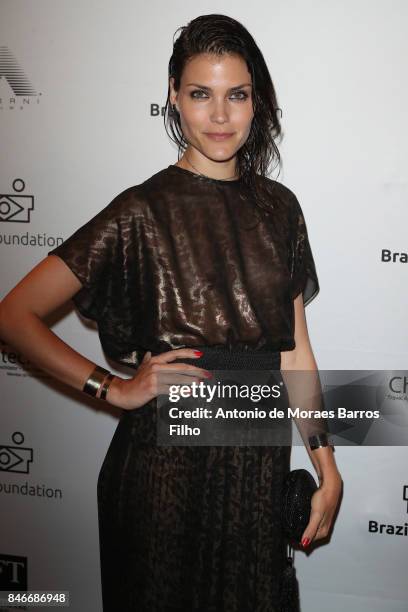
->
xmin=281 ymin=469 xmax=318 ymax=543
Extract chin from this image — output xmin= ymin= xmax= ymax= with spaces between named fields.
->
xmin=203 ymin=151 xmax=238 ymax=164
xmin=202 ymin=143 xmax=238 ymax=158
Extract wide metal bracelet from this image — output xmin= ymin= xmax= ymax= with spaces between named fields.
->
xmin=83 ymin=365 xmax=111 ymax=398
xmin=100 ymin=373 xmax=115 ymax=400
xmin=308 ymin=432 xmax=334 ymax=451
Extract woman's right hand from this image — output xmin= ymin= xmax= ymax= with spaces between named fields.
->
xmin=105 ymin=348 xmax=212 ymax=410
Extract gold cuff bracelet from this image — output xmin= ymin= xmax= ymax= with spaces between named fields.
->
xmin=83 ymin=365 xmax=110 ymax=398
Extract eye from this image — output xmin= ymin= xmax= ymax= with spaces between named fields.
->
xmin=230 ymin=91 xmax=249 ymax=101
xmin=189 ymin=89 xmax=250 ymax=100
xmin=190 ymin=90 xmax=208 ymax=99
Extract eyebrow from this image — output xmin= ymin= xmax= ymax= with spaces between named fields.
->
xmin=185 ymin=83 xmax=252 ymax=91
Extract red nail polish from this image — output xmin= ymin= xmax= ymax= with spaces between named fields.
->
xmin=194 ymin=350 xmax=203 ymax=356
xmin=301 ymin=538 xmax=310 ymax=547
xmin=205 ymin=372 xmax=213 ymax=378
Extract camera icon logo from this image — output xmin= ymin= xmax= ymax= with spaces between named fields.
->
xmin=0 ymin=179 xmax=34 ymax=223
xmin=0 ymin=432 xmax=33 ymax=474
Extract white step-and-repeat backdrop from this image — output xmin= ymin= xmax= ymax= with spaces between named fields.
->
xmin=1 ymin=1 xmax=407 ymax=610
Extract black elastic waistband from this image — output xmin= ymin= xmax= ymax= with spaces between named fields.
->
xmin=168 ymin=345 xmax=281 ymax=371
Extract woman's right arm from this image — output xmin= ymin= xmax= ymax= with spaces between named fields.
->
xmin=0 ymin=255 xmax=126 ymax=407
xmin=0 ymin=255 xmax=210 ymax=409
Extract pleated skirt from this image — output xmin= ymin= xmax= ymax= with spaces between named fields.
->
xmin=97 ymin=346 xmax=292 ymax=612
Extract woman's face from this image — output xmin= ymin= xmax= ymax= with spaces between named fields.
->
xmin=169 ymin=53 xmax=254 ymax=167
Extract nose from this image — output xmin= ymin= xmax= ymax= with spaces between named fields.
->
xmin=209 ymin=98 xmax=229 ymax=124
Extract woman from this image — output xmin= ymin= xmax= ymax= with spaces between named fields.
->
xmin=0 ymin=13 xmax=342 ymax=612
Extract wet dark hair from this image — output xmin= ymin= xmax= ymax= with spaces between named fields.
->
xmin=164 ymin=13 xmax=283 ymax=213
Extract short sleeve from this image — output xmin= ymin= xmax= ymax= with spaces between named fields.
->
xmin=47 ymin=190 xmax=129 ymax=323
xmin=290 ymin=196 xmax=320 ymax=307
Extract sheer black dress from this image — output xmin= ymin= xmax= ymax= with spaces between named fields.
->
xmin=48 ymin=164 xmax=319 ymax=612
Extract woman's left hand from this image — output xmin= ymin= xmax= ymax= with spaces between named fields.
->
xmin=300 ymin=470 xmax=343 ymax=548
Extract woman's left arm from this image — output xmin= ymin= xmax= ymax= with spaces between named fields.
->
xmin=280 ymin=294 xmax=343 ymax=547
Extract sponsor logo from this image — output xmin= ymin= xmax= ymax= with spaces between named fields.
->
xmin=0 ymin=432 xmax=33 ymax=474
xmin=0 ymin=180 xmax=34 ymax=223
xmin=0 ymin=554 xmax=27 ymax=591
xmin=0 ymin=46 xmax=42 ymax=110
xmin=381 ymin=249 xmax=407 ymax=263
xmin=368 ymin=485 xmax=408 ymax=537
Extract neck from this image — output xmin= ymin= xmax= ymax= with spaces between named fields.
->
xmin=177 ymin=152 xmax=239 ymax=181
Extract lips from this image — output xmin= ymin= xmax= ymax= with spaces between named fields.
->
xmin=205 ymin=133 xmax=234 ymax=141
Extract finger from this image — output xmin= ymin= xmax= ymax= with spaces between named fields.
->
xmin=316 ymin=516 xmax=332 ymax=538
xmin=316 ymin=521 xmax=328 ymax=535
xmin=157 ymin=382 xmax=197 ymax=395
xmin=300 ymin=509 xmax=325 ymax=546
xmin=157 ymin=375 xmax=205 ymax=388
xmin=142 ymin=350 xmax=152 ymax=363
xmin=311 ymin=523 xmax=329 ymax=543
xmin=153 ymin=348 xmax=204 ymax=363
xmin=155 ymin=363 xmax=212 ymax=379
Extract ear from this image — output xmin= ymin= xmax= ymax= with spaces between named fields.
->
xmin=169 ymin=77 xmax=178 ymax=106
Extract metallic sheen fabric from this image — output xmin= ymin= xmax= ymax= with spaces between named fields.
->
xmin=96 ymin=347 xmax=292 ymax=612
xmin=47 ymin=164 xmax=319 ymax=368
xmin=47 ymin=167 xmax=321 ymax=611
